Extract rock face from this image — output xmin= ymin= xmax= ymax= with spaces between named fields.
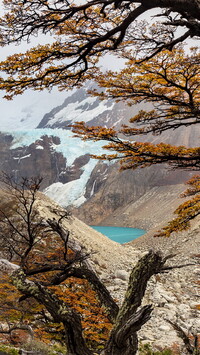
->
xmin=0 ymin=127 xmax=193 ymax=230
xmin=0 ymin=132 xmax=90 ymax=190
xmin=0 ymin=126 xmax=193 ymax=229
xmin=0 ymin=85 xmax=199 ymax=230
xmin=73 ymin=162 xmax=193 ymax=229
xmin=73 ymin=124 xmax=199 ymax=227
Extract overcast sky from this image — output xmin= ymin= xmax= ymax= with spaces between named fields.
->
xmin=0 ymin=16 xmax=72 ymax=131
xmin=0 ymin=44 xmax=125 ymax=131
xmin=0 ymin=29 xmax=125 ymax=131
xmin=0 ymin=1 xmax=145 ymax=130
xmin=0 ymin=4 xmax=198 ymax=131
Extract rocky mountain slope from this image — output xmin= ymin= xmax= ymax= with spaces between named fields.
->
xmin=74 ymin=162 xmax=193 ymax=229
xmin=26 ymin=193 xmax=200 ymax=352
xmin=0 ymin=85 xmax=199 ymax=232
xmin=0 ymin=155 xmax=199 ymax=352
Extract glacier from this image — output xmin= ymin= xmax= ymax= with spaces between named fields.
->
xmin=7 ymin=128 xmax=107 ymax=207
xmin=0 ymin=85 xmax=122 ymax=208
xmin=44 ymin=158 xmax=98 ymax=207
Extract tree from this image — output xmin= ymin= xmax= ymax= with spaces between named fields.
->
xmin=0 ymin=1 xmax=199 ymax=237
xmin=0 ymin=174 xmax=113 ymax=352
xmin=72 ymin=45 xmax=200 ymax=235
xmin=0 ymin=1 xmax=198 ymax=352
xmin=153 ymin=175 xmax=200 ymax=236
xmin=0 ymin=0 xmax=199 ymax=98
xmin=73 ymin=47 xmax=200 ymax=170
xmin=0 ymin=174 xmax=180 ymax=355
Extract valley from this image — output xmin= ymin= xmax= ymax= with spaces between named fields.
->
xmin=0 ymin=85 xmax=199 ymax=353
xmin=0 ymin=85 xmax=197 ymax=231
xmin=0 ymin=1 xmax=199 ymax=353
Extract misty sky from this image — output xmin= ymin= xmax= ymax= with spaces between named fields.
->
xmin=0 ymin=23 xmax=73 ymax=131
xmin=0 ymin=1 xmax=147 ymax=130
xmin=0 ymin=32 xmax=124 ymax=131
xmin=0 ymin=4 xmax=198 ymax=131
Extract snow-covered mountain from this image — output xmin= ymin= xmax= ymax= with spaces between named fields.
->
xmin=0 ymin=85 xmax=138 ymax=208
xmin=0 ymin=85 xmax=198 ymax=227
xmin=37 ymin=85 xmax=139 ymax=129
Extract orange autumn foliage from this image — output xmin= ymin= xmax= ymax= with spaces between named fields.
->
xmin=0 ymin=1 xmax=199 ymax=97
xmin=73 ymin=47 xmax=200 ymax=171
xmin=0 ymin=176 xmax=112 ymax=350
xmin=155 ymin=175 xmax=200 ymax=237
xmin=50 ymin=277 xmax=112 ymax=348
xmin=0 ymin=251 xmax=112 ymax=348
xmin=72 ymin=47 xmax=200 ymax=236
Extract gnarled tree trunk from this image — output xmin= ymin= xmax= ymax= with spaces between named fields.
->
xmin=103 ymin=251 xmax=165 ymax=355
xmin=6 ymin=250 xmax=167 ymax=355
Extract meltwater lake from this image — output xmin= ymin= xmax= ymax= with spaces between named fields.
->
xmin=90 ymin=226 xmax=146 ymax=244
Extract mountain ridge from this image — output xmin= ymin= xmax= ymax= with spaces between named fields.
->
xmin=0 ymin=85 xmax=199 ymax=230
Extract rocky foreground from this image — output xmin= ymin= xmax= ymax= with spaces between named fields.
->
xmin=36 ymin=193 xmax=200 ymax=353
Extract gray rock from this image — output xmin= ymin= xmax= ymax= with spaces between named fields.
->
xmin=158 ymin=324 xmax=171 ymax=332
xmin=115 ymin=269 xmax=129 ymax=281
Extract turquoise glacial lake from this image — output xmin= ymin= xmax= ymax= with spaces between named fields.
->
xmin=90 ymin=226 xmax=146 ymax=244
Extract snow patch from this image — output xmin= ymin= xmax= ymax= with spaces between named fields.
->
xmin=0 ymin=88 xmax=74 ymax=131
xmin=90 ymin=180 xmax=96 ymax=197
xmin=48 ymin=98 xmax=115 ymax=125
xmin=13 ymin=154 xmax=31 ymax=160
